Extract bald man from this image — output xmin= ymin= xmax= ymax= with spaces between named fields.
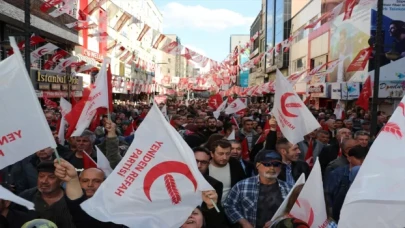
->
xmin=79 ymin=168 xmax=105 ymax=198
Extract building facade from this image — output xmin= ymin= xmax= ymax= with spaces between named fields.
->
xmin=229 ymin=34 xmax=250 ymax=53
xmin=248 ymin=11 xmax=264 ymax=86
xmin=0 ymin=0 xmax=83 ymax=98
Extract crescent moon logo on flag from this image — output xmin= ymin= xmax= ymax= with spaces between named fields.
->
xmin=230 ymin=103 xmax=237 ymax=109
xmin=280 ymin=92 xmax=301 ymax=118
xmin=62 ymin=60 xmax=73 ymax=68
xmin=143 ymin=161 xmax=197 ymax=204
xmin=37 ymin=48 xmax=49 ymax=56
xmin=52 ymin=53 xmax=64 ymax=62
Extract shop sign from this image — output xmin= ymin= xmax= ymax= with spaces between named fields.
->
xmin=307 ymin=83 xmax=328 ymax=98
xmin=378 ymin=81 xmax=405 ymax=98
xmin=341 ymin=82 xmax=360 ymax=100
xmin=36 ymin=90 xmax=83 ymax=98
xmin=330 ymin=82 xmax=342 ymax=99
xmin=31 ymin=69 xmax=83 ymax=92
xmin=83 ymin=49 xmax=103 ymax=62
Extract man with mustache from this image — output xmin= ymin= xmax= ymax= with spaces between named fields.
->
xmin=17 ymin=161 xmax=75 ymax=228
xmin=223 ymin=150 xmax=292 ymax=228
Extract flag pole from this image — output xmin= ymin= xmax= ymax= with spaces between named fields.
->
xmin=210 ymin=199 xmax=220 ymax=213
xmin=54 ymin=148 xmax=61 ymax=164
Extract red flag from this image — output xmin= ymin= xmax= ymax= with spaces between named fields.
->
xmin=343 ymin=0 xmax=357 ymax=21
xmin=9 ymin=36 xmax=46 ymax=55
xmin=356 ymin=76 xmax=371 ymax=111
xmin=55 ymin=117 xmax=61 ymax=134
xmin=227 ymin=96 xmax=235 ymax=104
xmin=43 ymin=93 xmax=58 ymax=108
xmin=70 ymin=96 xmax=78 ymax=108
xmin=304 ymin=94 xmax=311 ymax=105
xmin=44 ymin=49 xmax=68 ymax=70
xmin=255 ymin=120 xmax=270 ymax=145
xmin=123 ymin=121 xmax=135 ymax=136
xmin=241 ymin=138 xmax=250 ymax=161
xmin=89 ymin=112 xmax=101 ymax=132
xmin=97 ymin=65 xmax=113 ymax=115
xmin=82 ymin=151 xmax=97 ymax=169
xmin=230 ymin=116 xmax=239 ymax=129
xmin=208 ymin=94 xmax=222 ymax=109
xmin=40 ymin=0 xmax=64 ymax=13
xmin=346 ymin=47 xmax=373 ymax=72
xmin=64 ymin=88 xmax=92 ymax=138
xmin=304 ymin=138 xmax=314 ymax=168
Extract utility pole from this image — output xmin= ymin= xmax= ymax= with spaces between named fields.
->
xmin=370 ymin=0 xmax=383 ymax=137
xmin=24 ymin=0 xmax=31 ymax=73
xmin=67 ymin=66 xmax=72 ymax=98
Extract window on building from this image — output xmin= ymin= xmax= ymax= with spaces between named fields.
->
xmin=310 ymin=55 xmax=328 ymax=71
xmin=291 ymin=57 xmax=306 ymax=73
xmin=167 ymin=69 xmax=170 ymax=73
xmin=168 ymin=58 xmax=171 ymax=63
xmin=297 ymin=58 xmax=304 ymax=69
xmin=294 ymin=28 xmax=307 ymax=43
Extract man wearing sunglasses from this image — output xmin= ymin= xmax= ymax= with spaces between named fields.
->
xmin=223 ymin=150 xmax=292 ymax=228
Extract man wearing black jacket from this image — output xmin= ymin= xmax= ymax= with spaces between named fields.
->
xmin=318 ymin=128 xmax=352 ymax=174
xmin=207 ymin=140 xmax=247 ymax=202
xmin=193 ymin=147 xmax=223 ymax=203
xmin=275 ymin=138 xmax=310 ymax=186
xmin=229 ymin=141 xmax=255 ymax=177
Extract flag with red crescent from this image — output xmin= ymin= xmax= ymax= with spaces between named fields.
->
xmin=339 ymin=94 xmax=405 ymax=227
xmin=80 ymin=104 xmax=213 ymax=228
xmin=271 ymin=69 xmax=320 ymax=144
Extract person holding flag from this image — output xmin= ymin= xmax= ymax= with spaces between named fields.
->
xmin=65 ymin=119 xmax=122 ymax=170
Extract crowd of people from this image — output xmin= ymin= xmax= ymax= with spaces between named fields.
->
xmin=0 ymin=98 xmax=385 ymax=228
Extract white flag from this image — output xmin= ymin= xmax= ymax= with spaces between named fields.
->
xmin=339 ymin=97 xmax=405 ymax=227
xmin=53 ymin=56 xmax=79 ymax=73
xmin=333 ymin=101 xmax=344 ymax=119
xmin=71 ymin=58 xmax=110 ymax=136
xmin=0 ymin=185 xmax=34 ymax=210
xmin=81 ymin=104 xmax=213 ymax=228
xmin=58 ymin=97 xmax=72 ymax=145
xmin=271 ymin=69 xmax=320 ymax=144
xmin=0 ymin=37 xmax=56 ymax=169
xmin=227 ymin=130 xmax=235 ymax=140
xmin=30 ymin=43 xmax=58 ymax=63
xmin=290 ymin=160 xmax=328 ymax=227
xmin=96 ymin=146 xmax=113 ymax=177
xmin=214 ymin=98 xmax=228 ymax=119
xmin=271 ymin=174 xmax=306 ymax=221
xmin=224 ymin=98 xmax=246 ymax=114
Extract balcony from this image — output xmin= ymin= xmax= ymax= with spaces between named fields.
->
xmin=1 ymin=0 xmax=78 ymax=43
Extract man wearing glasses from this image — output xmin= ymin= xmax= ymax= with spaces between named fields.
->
xmin=192 ymin=147 xmax=223 ymax=203
xmin=223 ymin=150 xmax=292 ymax=228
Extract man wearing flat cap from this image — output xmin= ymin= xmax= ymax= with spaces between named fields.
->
xmin=224 ymin=150 xmax=293 ymax=228
xmin=16 ymin=161 xmax=75 ymax=228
